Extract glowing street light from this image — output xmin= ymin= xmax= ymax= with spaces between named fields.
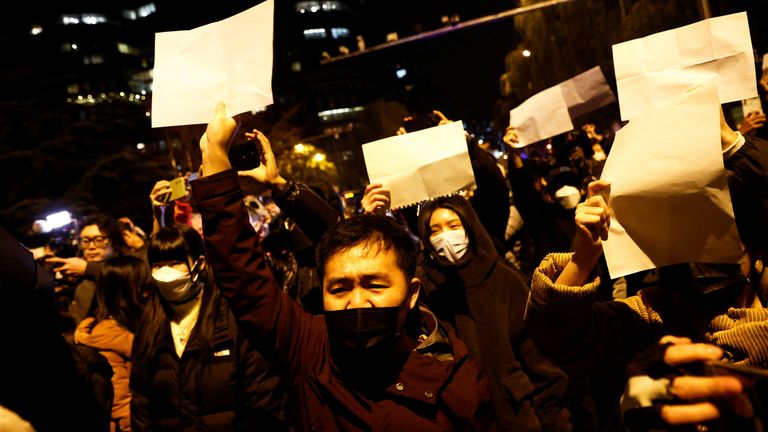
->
xmin=522 ymin=49 xmax=531 ymax=57
xmin=313 ymin=153 xmax=326 ymax=162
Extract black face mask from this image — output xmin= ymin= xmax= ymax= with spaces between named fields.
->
xmin=324 ymin=307 xmax=402 ymax=357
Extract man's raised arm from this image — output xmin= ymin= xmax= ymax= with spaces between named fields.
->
xmin=191 ymin=103 xmax=318 ymax=371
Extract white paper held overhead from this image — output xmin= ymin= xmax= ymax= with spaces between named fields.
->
xmin=560 ymin=66 xmax=617 ymax=119
xmin=509 ymin=86 xmax=573 ymax=147
xmin=613 ymin=12 xmax=756 ymax=121
xmin=151 ymin=0 xmax=275 ymax=128
xmin=362 ymin=121 xmax=476 ymax=210
xmin=599 ymin=82 xmax=742 ymax=278
xmin=509 ymin=66 xmax=616 ymax=147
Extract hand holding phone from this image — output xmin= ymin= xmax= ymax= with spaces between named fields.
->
xmin=229 ymin=139 xmax=264 ymax=171
xmin=402 ymin=112 xmax=440 ymax=133
xmin=166 ymin=177 xmax=188 ymax=202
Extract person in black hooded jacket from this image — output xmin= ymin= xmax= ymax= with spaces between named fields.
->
xmin=415 ymin=195 xmax=572 ymax=432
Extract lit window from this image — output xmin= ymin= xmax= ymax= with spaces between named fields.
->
xmin=330 ymin=27 xmax=349 ymax=39
xmin=295 ymin=1 xmax=316 ymax=13
xmin=322 ymin=1 xmax=341 ymax=10
xmin=303 ymin=28 xmax=327 ymax=39
xmin=295 ymin=1 xmax=341 ymax=13
xmin=316 ymin=106 xmax=365 ymax=122
xmin=117 ymin=42 xmax=141 ymax=56
xmin=122 ymin=10 xmax=138 ymax=20
xmin=30 ymin=25 xmax=43 ymax=36
xmin=138 ymin=3 xmax=156 ymax=18
xmin=83 ymin=54 xmax=104 ymax=65
xmin=81 ymin=14 xmax=107 ymax=25
xmin=396 ymin=68 xmax=407 ymax=79
xmin=71 ymin=43 xmax=78 ymax=51
xmin=291 ymin=61 xmax=302 ymax=72
xmin=61 ymin=15 xmax=80 ymax=25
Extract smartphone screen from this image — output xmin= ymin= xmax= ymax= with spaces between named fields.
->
xmin=167 ymin=177 xmax=187 ymax=202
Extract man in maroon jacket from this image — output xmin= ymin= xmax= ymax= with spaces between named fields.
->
xmin=190 ymin=103 xmax=494 ymax=430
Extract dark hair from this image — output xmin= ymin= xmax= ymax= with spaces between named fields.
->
xmin=418 ymin=195 xmax=478 ymax=258
xmin=94 ymin=255 xmax=147 ymax=333
xmin=133 ymin=225 xmax=221 ymax=376
xmin=80 ymin=214 xmax=126 ymax=253
xmin=147 ymin=224 xmax=205 ymax=266
xmin=316 ymin=215 xmax=419 ymax=280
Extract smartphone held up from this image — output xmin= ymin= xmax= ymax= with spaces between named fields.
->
xmin=157 ymin=177 xmax=188 ymax=203
xmin=229 ymin=138 xmax=264 ymax=171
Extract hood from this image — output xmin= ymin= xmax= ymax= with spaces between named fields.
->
xmin=418 ymin=196 xmax=497 ymax=281
xmin=74 ymin=317 xmax=133 ymax=358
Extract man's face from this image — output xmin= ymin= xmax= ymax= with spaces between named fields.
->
xmin=322 ymin=242 xmax=420 ymax=327
xmin=79 ymin=224 xmax=114 ymax=262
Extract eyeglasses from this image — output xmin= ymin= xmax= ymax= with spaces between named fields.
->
xmin=80 ymin=236 xmax=109 ymax=248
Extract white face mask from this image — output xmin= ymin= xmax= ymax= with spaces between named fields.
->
xmin=430 ymin=229 xmax=469 ymax=263
xmin=554 ymin=185 xmax=581 ymax=210
xmin=151 ymin=262 xmax=202 ymax=304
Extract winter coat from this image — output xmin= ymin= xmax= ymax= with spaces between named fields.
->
xmin=418 ymin=196 xmax=571 ymax=432
xmin=0 ymin=226 xmax=108 ymax=431
xmin=130 ymin=297 xmax=287 ymax=431
xmin=508 ymin=163 xmax=576 ymax=268
xmin=75 ymin=317 xmax=133 ymax=432
xmin=524 ymin=134 xmax=768 ymax=430
xmin=191 ymin=170 xmax=494 ymax=431
xmin=469 ymin=144 xmax=511 ymax=253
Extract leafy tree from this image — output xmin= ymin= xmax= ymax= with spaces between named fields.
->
xmin=496 ymin=0 xmax=700 ymax=129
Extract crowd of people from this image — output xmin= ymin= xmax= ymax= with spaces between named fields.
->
xmin=1 ymin=56 xmax=768 ymax=432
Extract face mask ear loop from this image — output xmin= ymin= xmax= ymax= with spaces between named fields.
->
xmin=189 ymin=257 xmax=203 ymax=284
xmin=753 ymin=257 xmax=768 ymax=305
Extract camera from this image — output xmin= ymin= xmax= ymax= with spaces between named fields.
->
xmin=229 ymin=139 xmax=264 ymax=171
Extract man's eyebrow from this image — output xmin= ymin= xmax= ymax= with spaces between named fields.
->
xmin=362 ymin=273 xmax=392 ymax=282
xmin=325 ymin=273 xmax=392 ymax=284
xmin=325 ymin=276 xmax=352 ymax=286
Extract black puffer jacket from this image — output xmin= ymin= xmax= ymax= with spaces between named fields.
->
xmin=417 ymin=196 xmax=571 ymax=432
xmin=130 ymin=297 xmax=286 ymax=431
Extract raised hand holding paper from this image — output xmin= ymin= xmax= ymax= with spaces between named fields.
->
xmin=151 ymin=0 xmax=275 ymax=128
xmin=600 ymin=82 xmax=742 ymax=278
xmin=613 ymin=12 xmax=756 ymax=121
xmin=362 ymin=121 xmax=475 ymax=209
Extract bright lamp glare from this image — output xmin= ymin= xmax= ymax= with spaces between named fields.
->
xmin=46 ymin=211 xmax=72 ymax=230
xmin=522 ymin=49 xmax=531 ymax=57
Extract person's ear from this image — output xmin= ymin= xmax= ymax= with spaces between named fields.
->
xmin=407 ymin=278 xmax=421 ymax=310
xmin=194 ymin=256 xmax=206 ymax=272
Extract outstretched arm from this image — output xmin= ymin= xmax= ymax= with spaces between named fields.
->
xmin=192 ymin=103 xmax=320 ymax=374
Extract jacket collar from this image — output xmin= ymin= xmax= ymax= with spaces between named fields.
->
xmin=381 ymin=305 xmax=469 ymax=406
